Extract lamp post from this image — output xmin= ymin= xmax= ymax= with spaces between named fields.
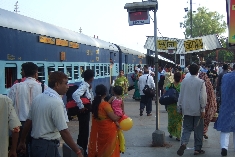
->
xmin=124 ymin=0 xmax=165 ymax=147
xmin=190 ymin=0 xmax=193 ymax=64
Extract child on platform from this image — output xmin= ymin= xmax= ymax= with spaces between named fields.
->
xmin=108 ymin=86 xmax=125 ymax=127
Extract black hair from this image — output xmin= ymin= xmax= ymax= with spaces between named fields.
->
xmin=210 ymin=64 xmax=214 ymax=70
xmin=66 ymin=85 xmax=78 ymax=102
xmin=23 ymin=62 xmax=38 ymax=77
xmin=165 ymin=64 xmax=171 ymax=69
xmin=21 ymin=62 xmax=28 ymax=71
xmin=233 ymin=64 xmax=235 ymax=70
xmin=113 ymin=86 xmax=123 ymax=96
xmin=92 ymin=84 xmax=107 ymax=119
xmin=174 ymin=72 xmax=181 ymax=83
xmin=137 ymin=64 xmax=141 ymax=68
xmin=222 ymin=64 xmax=228 ymax=70
xmin=83 ymin=69 xmax=94 ymax=81
xmin=178 ymin=67 xmax=182 ymax=71
xmin=48 ymin=71 xmax=68 ymax=88
xmin=189 ymin=64 xmax=199 ymax=75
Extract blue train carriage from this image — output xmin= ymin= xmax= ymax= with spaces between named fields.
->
xmin=0 ymin=8 xmax=119 ymax=95
xmin=115 ymin=45 xmax=146 ymax=88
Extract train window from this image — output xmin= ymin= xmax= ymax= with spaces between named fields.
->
xmin=104 ymin=64 xmax=107 ymax=76
xmin=5 ymin=64 xmax=17 ymax=88
xmin=66 ymin=66 xmax=72 ymax=80
xmin=100 ymin=64 xmax=104 ymax=77
xmin=91 ymin=65 xmax=95 ymax=72
xmin=80 ymin=65 xmax=84 ymax=78
xmin=37 ymin=64 xmax=45 ymax=82
xmin=74 ymin=66 xmax=79 ymax=80
xmin=58 ymin=65 xmax=64 ymax=73
xmin=95 ymin=64 xmax=100 ymax=77
xmin=48 ymin=66 xmax=55 ymax=75
xmin=122 ymin=64 xmax=124 ymax=73
xmin=86 ymin=65 xmax=90 ymax=70
xmin=107 ymin=64 xmax=110 ymax=75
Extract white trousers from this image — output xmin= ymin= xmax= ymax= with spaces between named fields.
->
xmin=220 ymin=132 xmax=235 ymax=150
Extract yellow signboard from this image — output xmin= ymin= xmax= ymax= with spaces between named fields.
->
xmin=184 ymin=39 xmax=203 ymax=52
xmin=69 ymin=42 xmax=79 ymax=49
xmin=39 ymin=36 xmax=55 ymax=44
xmin=157 ymin=40 xmax=177 ymax=50
xmin=56 ymin=39 xmax=69 ymax=47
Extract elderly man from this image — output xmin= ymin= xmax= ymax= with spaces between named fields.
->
xmin=177 ymin=64 xmax=207 ymax=156
xmin=214 ymin=64 xmax=235 ymax=156
xmin=0 ymin=95 xmax=21 ymax=157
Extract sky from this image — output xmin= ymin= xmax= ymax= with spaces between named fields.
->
xmin=0 ymin=0 xmax=228 ymax=54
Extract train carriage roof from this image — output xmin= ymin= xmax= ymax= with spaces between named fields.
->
xmin=0 ymin=8 xmax=118 ymax=51
xmin=118 ymin=45 xmax=145 ymax=57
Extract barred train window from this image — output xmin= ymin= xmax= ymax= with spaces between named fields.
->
xmin=58 ymin=65 xmax=64 ymax=73
xmin=74 ymin=66 xmax=79 ymax=80
xmin=37 ymin=64 xmax=45 ymax=82
xmin=5 ymin=64 xmax=17 ymax=88
xmin=104 ymin=64 xmax=107 ymax=76
xmin=80 ymin=65 xmax=85 ymax=78
xmin=66 ymin=65 xmax=72 ymax=80
xmin=100 ymin=64 xmax=104 ymax=77
xmin=96 ymin=64 xmax=100 ymax=77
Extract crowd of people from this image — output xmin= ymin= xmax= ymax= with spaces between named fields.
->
xmin=131 ymin=62 xmax=235 ymax=156
xmin=1 ymin=61 xmax=235 ymax=157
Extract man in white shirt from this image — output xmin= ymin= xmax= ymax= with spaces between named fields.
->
xmin=138 ymin=66 xmax=155 ymax=116
xmin=8 ymin=62 xmax=42 ymax=157
xmin=177 ymin=64 xmax=207 ymax=156
xmin=72 ymin=69 xmax=94 ymax=157
xmin=18 ymin=71 xmax=83 ymax=157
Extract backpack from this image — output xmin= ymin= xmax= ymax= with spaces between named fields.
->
xmin=131 ymin=74 xmax=136 ymax=82
xmin=159 ymin=83 xmax=179 ymax=105
xmin=142 ymin=75 xmax=155 ymax=97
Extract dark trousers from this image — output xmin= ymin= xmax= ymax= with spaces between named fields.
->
xmin=140 ymin=95 xmax=152 ymax=114
xmin=18 ymin=121 xmax=32 ymax=157
xmin=31 ymin=138 xmax=60 ymax=157
xmin=181 ymin=115 xmax=204 ymax=150
xmin=77 ymin=112 xmax=90 ymax=155
xmin=158 ymin=86 xmax=164 ymax=97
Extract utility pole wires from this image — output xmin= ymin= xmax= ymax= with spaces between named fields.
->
xmin=14 ymin=1 xmax=19 ymax=13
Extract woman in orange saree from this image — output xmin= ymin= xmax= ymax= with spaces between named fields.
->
xmin=88 ymin=84 xmax=120 ymax=157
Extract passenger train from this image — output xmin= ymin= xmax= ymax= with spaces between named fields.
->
xmin=0 ymin=8 xmax=147 ymax=95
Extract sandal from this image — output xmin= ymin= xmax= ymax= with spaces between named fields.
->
xmin=194 ymin=150 xmax=205 ymax=155
xmin=203 ymin=135 xmax=208 ymax=139
xmin=176 ymin=138 xmax=180 ymax=141
xmin=177 ymin=144 xmax=186 ymax=156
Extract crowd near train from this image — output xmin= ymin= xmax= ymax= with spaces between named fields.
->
xmin=0 ymin=8 xmax=175 ymax=95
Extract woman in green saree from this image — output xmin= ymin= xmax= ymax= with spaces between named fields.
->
xmin=164 ymin=72 xmax=182 ymax=141
xmin=114 ymin=70 xmax=129 ymax=98
xmin=132 ymin=70 xmax=141 ymax=100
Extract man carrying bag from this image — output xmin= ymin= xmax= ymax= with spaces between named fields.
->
xmin=138 ymin=66 xmax=155 ymax=116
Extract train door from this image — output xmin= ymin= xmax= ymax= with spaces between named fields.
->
xmin=124 ymin=55 xmax=128 ymax=76
xmin=110 ymin=52 xmax=114 ymax=84
xmin=5 ymin=63 xmax=17 ymax=88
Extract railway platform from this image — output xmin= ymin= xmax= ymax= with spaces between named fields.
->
xmin=59 ymin=90 xmax=235 ymax=157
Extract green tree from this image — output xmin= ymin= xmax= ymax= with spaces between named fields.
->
xmin=182 ymin=7 xmax=227 ymax=38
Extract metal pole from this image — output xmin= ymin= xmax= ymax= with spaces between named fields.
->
xmin=175 ymin=50 xmax=176 ymax=65
xmin=154 ymin=4 xmax=159 ymax=130
xmin=190 ymin=0 xmax=193 ymax=64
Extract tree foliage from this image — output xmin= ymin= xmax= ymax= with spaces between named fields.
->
xmin=182 ymin=7 xmax=227 ymax=38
